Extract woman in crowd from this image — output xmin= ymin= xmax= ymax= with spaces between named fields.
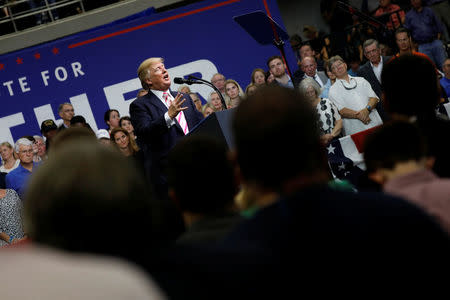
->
xmin=104 ymin=109 xmax=120 ymax=134
xmin=250 ymin=68 xmax=266 ymax=86
xmin=0 ymin=142 xmax=20 ymax=173
xmin=110 ymin=128 xmax=139 ymax=157
xmin=202 ymin=102 xmax=215 ymax=117
xmin=321 ymin=59 xmax=337 ymax=98
xmin=119 ymin=116 xmax=136 ymax=141
xmin=0 ymin=188 xmax=24 ymax=247
xmin=208 ymin=91 xmax=224 ymax=111
xmin=299 ymin=77 xmax=342 ymax=145
xmin=189 ymin=92 xmax=203 ymax=112
xmin=178 ymin=85 xmax=191 ymax=94
xmin=245 ymin=83 xmax=258 ymax=97
xmin=224 ymin=79 xmax=244 ymax=109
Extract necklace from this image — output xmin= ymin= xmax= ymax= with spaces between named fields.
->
xmin=339 ymin=78 xmax=357 ymax=90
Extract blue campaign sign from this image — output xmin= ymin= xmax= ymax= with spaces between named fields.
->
xmin=0 ymin=0 xmax=296 ymax=145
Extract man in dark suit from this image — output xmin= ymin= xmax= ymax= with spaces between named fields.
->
xmin=357 ymin=39 xmax=391 ymax=120
xmin=129 ymin=57 xmax=204 ymax=200
xmin=296 ymin=56 xmax=328 ymax=93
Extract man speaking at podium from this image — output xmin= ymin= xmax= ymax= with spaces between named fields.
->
xmin=130 ymin=57 xmax=203 ymax=200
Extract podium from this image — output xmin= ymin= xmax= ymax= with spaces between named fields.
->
xmin=187 ymin=108 xmax=236 ymax=149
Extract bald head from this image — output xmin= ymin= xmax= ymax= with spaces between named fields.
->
xmin=301 ymin=56 xmax=317 ymax=77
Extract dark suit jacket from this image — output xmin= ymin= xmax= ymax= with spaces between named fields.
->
xmin=357 ymin=56 xmax=391 ymax=121
xmin=129 ymin=90 xmax=204 ymax=192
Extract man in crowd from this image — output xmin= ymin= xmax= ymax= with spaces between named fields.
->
xmin=210 ymin=73 xmax=228 ymax=101
xmin=357 ymin=39 xmax=391 ymax=120
xmin=298 ymin=56 xmax=328 ymax=91
xmin=57 ymin=102 xmax=74 ymax=131
xmin=441 ymin=58 xmax=450 ymax=96
xmin=404 ymin=0 xmax=447 ymax=70
xmin=5 ymin=138 xmax=40 ymax=198
xmin=40 ymin=119 xmax=58 ymax=151
xmin=293 ymin=43 xmax=325 ymax=82
xmin=267 ymin=55 xmax=294 ymax=88
xmin=328 ymin=55 xmax=383 ymax=135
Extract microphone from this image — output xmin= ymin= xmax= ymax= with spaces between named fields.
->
xmin=174 ymin=77 xmax=199 ymax=85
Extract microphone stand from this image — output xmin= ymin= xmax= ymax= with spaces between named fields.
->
xmin=187 ymin=75 xmax=228 ymax=111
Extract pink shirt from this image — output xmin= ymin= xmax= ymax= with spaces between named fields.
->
xmin=384 ymin=169 xmax=450 ymax=234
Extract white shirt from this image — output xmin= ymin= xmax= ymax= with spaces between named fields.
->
xmin=305 ymin=72 xmax=325 ymax=87
xmin=370 ymin=56 xmax=384 ymax=83
xmin=0 ymin=159 xmax=20 ymax=173
xmin=150 ymin=89 xmax=176 ymax=128
xmin=328 ymin=75 xmax=383 ymax=136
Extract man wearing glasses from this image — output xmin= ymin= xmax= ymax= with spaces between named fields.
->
xmin=328 ymin=55 xmax=383 ymax=136
xmin=5 ymin=138 xmax=40 ymax=199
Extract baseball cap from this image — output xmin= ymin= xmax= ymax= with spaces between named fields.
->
xmin=95 ymin=129 xmax=110 ymax=140
xmin=40 ymin=119 xmax=58 ymax=134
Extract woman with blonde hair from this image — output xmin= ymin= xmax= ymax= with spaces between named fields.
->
xmin=208 ymin=91 xmax=225 ymax=111
xmin=224 ymin=79 xmax=244 ymax=109
xmin=0 ymin=142 xmax=20 ymax=173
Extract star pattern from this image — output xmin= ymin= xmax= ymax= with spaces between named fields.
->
xmin=327 ymin=144 xmax=335 ymax=154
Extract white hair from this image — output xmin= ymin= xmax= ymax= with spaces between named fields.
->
xmin=14 ymin=138 xmax=33 ymax=152
xmin=33 ymin=135 xmax=44 ymax=142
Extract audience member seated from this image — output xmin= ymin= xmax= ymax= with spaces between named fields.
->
xmin=120 ymin=116 xmax=137 ymax=140
xmin=441 ymin=58 xmax=450 ymax=97
xmin=95 ymin=129 xmax=111 ymax=146
xmin=382 ymin=53 xmax=450 ymax=177
xmin=210 ymin=73 xmax=228 ymax=101
xmin=57 ymin=102 xmax=74 ymax=131
xmin=40 ymin=119 xmax=58 ymax=152
xmin=299 ymin=78 xmax=343 ymax=144
xmin=357 ymin=38 xmax=391 ymax=120
xmin=364 ymin=120 xmax=450 ymax=233
xmin=328 ymin=55 xmax=383 ymax=135
xmin=296 ymin=56 xmax=328 ymax=94
xmin=0 ymin=188 xmax=24 ymax=247
xmin=167 ymin=135 xmax=241 ymax=245
xmin=267 ymin=55 xmax=294 ymax=88
xmin=250 ymin=68 xmax=267 ymax=86
xmin=32 ymin=135 xmax=47 ymax=162
xmin=104 ymin=108 xmax=120 ymax=134
xmin=177 ymin=85 xmax=191 ymax=94
xmin=189 ymin=93 xmax=203 ymax=112
xmin=224 ymin=79 xmax=244 ymax=108
xmin=5 ymin=138 xmax=40 ymax=199
xmin=245 ymin=83 xmax=258 ymax=96
xmin=0 ymin=142 xmax=20 ymax=174
xmin=208 ymin=91 xmax=224 ymax=111
xmin=293 ymin=43 xmax=325 ymax=82
xmin=202 ymin=102 xmax=215 ymax=117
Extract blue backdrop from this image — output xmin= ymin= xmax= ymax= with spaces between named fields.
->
xmin=0 ymin=0 xmax=296 ymax=145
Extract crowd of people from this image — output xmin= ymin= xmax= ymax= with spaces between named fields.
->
xmin=1 ymin=0 xmax=450 ymax=298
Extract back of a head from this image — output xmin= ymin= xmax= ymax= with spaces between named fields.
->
xmin=232 ymin=86 xmax=326 ymax=191
xmin=49 ymin=127 xmax=96 ymax=155
xmin=382 ymin=55 xmax=439 ymax=119
xmin=24 ymin=139 xmax=159 ymax=261
xmin=167 ymin=135 xmax=236 ymax=214
xmin=363 ymin=121 xmax=428 ymax=174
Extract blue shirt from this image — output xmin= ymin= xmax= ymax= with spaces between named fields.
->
xmin=441 ymin=77 xmax=450 ymax=99
xmin=405 ymin=7 xmax=444 ymax=43
xmin=5 ymin=162 xmax=39 ymax=199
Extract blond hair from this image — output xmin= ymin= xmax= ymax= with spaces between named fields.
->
xmin=137 ymin=57 xmax=163 ymax=90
